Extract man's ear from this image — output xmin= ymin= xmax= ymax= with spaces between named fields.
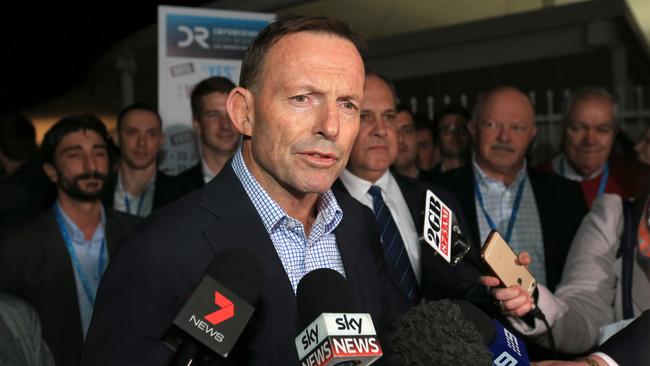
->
xmin=111 ymin=129 xmax=120 ymax=147
xmin=43 ymin=163 xmax=58 ymax=184
xmin=468 ymin=119 xmax=477 ymax=139
xmin=227 ymin=87 xmax=255 ymax=137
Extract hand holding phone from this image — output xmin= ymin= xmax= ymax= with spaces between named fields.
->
xmin=481 ymin=230 xmax=537 ymax=298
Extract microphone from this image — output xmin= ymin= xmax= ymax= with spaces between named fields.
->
xmin=387 ymin=299 xmax=493 ymax=366
xmin=454 ymin=300 xmax=530 ymax=366
xmin=295 ymin=268 xmax=383 ymax=366
xmin=388 ymin=299 xmax=530 ymax=365
xmin=421 ymin=189 xmax=471 ymax=265
xmin=168 ymin=248 xmax=264 ymax=366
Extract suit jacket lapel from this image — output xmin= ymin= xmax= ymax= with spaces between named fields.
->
xmin=198 ymin=166 xmax=297 ymax=362
xmin=42 ymin=208 xmax=84 ymax=345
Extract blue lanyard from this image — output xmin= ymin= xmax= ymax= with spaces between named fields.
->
xmin=474 ymin=175 xmax=526 ymax=243
xmin=124 ymin=189 xmax=147 ymax=216
xmin=54 ymin=205 xmax=106 ymax=306
xmin=560 ymin=157 xmax=609 ymax=197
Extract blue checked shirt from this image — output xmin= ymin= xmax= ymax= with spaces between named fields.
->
xmin=231 ymin=149 xmax=346 ymax=293
xmin=473 ymin=158 xmax=547 ymax=286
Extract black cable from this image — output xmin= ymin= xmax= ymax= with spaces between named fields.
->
xmin=529 ymin=306 xmax=558 ymax=359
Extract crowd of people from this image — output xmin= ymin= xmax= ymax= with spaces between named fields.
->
xmin=0 ymin=14 xmax=649 ymax=366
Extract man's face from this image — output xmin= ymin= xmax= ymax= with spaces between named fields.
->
xmin=44 ymin=130 xmax=109 ymax=201
xmin=232 ymin=32 xmax=365 ymax=195
xmin=563 ymin=97 xmax=615 ymax=177
xmin=193 ymin=91 xmax=240 ymax=155
xmin=117 ymin=109 xmax=163 ymax=170
xmin=437 ymin=113 xmax=469 ymax=159
xmin=347 ymin=74 xmax=398 ymax=182
xmin=470 ymin=89 xmax=537 ymax=177
xmin=416 ymin=128 xmax=436 ymax=171
xmin=393 ymin=111 xmax=418 ymax=172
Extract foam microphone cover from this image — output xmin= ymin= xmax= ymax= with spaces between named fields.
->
xmin=296 ymin=268 xmax=354 ymax=330
xmin=204 ymin=247 xmax=264 ymax=304
xmin=387 ymin=299 xmax=492 ymax=366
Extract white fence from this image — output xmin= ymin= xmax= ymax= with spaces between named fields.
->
xmin=404 ymin=86 xmax=650 ymax=164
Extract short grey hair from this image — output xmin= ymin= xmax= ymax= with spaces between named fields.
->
xmin=562 ymin=87 xmax=618 ymax=126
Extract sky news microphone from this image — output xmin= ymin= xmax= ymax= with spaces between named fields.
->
xmin=168 ymin=248 xmax=264 ymax=366
xmin=421 ymin=189 xmax=471 ymax=265
xmin=295 ymin=268 xmax=383 ymax=366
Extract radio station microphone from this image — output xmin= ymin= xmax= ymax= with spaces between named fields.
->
xmin=421 ymin=189 xmax=471 ymax=265
xmin=295 ymin=268 xmax=383 ymax=366
xmin=168 ymin=248 xmax=264 ymax=366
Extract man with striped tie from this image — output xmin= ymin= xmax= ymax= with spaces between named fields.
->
xmin=334 ymin=72 xmax=484 ymax=318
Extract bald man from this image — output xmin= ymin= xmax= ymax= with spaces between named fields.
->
xmin=435 ymin=86 xmax=587 ymax=292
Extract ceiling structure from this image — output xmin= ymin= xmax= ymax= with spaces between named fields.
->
xmin=5 ymin=0 xmax=650 ymax=133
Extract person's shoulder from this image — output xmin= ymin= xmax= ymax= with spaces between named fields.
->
xmin=0 ymin=292 xmax=36 ymax=320
xmin=175 ymin=163 xmax=201 ymax=179
xmin=0 ymin=209 xmax=51 ymax=242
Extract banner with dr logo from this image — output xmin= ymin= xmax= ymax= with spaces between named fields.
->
xmin=158 ymin=6 xmax=274 ymax=175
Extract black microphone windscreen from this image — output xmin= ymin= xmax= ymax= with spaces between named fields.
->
xmin=296 ymin=268 xmax=353 ymax=330
xmin=451 ymin=299 xmax=496 ymax=346
xmin=388 ymin=299 xmax=492 ymax=366
xmin=205 ymin=248 xmax=264 ymax=305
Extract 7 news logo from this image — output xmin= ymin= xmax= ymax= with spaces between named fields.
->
xmin=188 ymin=290 xmax=234 ymax=343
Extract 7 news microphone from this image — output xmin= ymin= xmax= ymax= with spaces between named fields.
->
xmin=168 ymin=248 xmax=264 ymax=366
xmin=295 ymin=268 xmax=383 ymax=366
xmin=387 ymin=299 xmax=530 ymax=366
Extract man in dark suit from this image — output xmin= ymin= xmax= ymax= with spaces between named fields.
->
xmin=435 ymin=86 xmax=587 ymax=292
xmin=335 ymin=72 xmax=488 ymax=316
xmin=0 ymin=114 xmax=140 ymax=366
xmin=175 ymin=76 xmax=239 ymax=193
xmin=82 ymin=16 xmax=402 ymax=366
xmin=104 ymin=103 xmax=185 ymax=216
xmin=0 ymin=113 xmax=56 ymax=226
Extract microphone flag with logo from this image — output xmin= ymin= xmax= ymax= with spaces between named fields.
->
xmin=170 ymin=247 xmax=263 ymax=363
xmin=295 ymin=268 xmax=382 ymax=366
xmin=422 ymin=189 xmax=471 ymax=265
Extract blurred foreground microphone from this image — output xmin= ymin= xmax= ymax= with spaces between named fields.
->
xmin=388 ymin=299 xmax=492 ymax=366
xmin=168 ymin=248 xmax=264 ymax=366
xmin=421 ymin=190 xmax=471 ymax=265
xmin=295 ymin=268 xmax=382 ymax=366
xmin=388 ymin=299 xmax=530 ymax=366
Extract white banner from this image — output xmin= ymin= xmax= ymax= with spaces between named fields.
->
xmin=157 ymin=6 xmax=274 ymax=174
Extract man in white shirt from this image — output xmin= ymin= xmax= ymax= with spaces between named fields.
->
xmin=176 ymin=76 xmax=239 ymax=192
xmin=335 ymin=72 xmax=476 ymax=309
xmin=105 ymin=103 xmax=185 ymax=216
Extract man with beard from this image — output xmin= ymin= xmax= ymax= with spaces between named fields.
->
xmin=0 ymin=114 xmax=140 ymax=366
xmin=104 ymin=103 xmax=185 ymax=216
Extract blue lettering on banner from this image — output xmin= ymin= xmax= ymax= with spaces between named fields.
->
xmin=202 ymin=64 xmax=236 ymax=79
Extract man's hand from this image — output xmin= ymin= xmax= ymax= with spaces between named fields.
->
xmin=479 ymin=251 xmax=535 ymax=317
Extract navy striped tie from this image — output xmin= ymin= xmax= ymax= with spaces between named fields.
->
xmin=367 ymin=185 xmax=420 ymax=304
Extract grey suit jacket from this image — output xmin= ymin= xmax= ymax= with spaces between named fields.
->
xmin=0 ymin=293 xmax=54 ymax=366
xmin=507 ymin=194 xmax=650 ymax=354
